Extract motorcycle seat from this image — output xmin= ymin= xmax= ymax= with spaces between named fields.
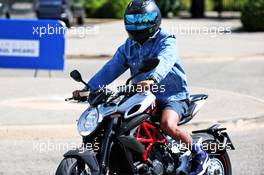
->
xmin=178 ymin=94 xmax=208 ymax=126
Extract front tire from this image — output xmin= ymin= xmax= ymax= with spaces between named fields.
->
xmin=55 ymin=158 xmax=91 ymax=175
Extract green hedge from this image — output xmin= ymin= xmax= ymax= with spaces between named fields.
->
xmin=156 ymin=0 xmax=181 ymax=17
xmin=84 ymin=0 xmax=107 ymax=17
xmin=84 ymin=0 xmax=130 ymax=18
xmin=241 ymin=0 xmax=264 ymax=31
xmin=221 ymin=0 xmax=247 ymax=11
xmin=84 ymin=0 xmax=180 ymax=18
xmin=180 ymin=0 xmax=247 ymax=11
xmin=84 ymin=0 xmax=252 ymax=18
xmin=97 ymin=0 xmax=131 ymax=18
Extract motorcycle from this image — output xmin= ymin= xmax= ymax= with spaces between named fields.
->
xmin=56 ymin=59 xmax=235 ymax=175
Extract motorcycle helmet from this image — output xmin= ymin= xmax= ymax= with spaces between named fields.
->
xmin=124 ymin=0 xmax=162 ymax=43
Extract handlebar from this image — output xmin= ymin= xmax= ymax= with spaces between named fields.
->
xmin=65 ymin=97 xmax=74 ymax=101
xmin=65 ymin=91 xmax=89 ymax=102
xmin=65 ymin=84 xmax=147 ymax=103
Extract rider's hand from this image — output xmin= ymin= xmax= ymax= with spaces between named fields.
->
xmin=72 ymin=90 xmax=82 ymax=99
xmin=72 ymin=89 xmax=89 ymax=101
xmin=136 ymin=80 xmax=155 ymax=93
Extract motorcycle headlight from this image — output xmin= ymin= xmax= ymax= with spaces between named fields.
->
xmin=77 ymin=107 xmax=99 ymax=136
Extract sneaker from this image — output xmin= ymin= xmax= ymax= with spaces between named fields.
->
xmin=176 ymin=150 xmax=191 ymax=175
xmin=189 ymin=150 xmax=210 ymax=175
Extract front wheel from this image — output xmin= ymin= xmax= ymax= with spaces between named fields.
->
xmin=55 ymin=158 xmax=91 ymax=175
xmin=206 ymin=152 xmax=232 ymax=175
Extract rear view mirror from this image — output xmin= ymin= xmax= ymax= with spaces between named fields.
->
xmin=70 ymin=70 xmax=83 ymax=82
xmin=138 ymin=59 xmax=160 ymax=73
xmin=70 ymin=70 xmax=88 ymax=87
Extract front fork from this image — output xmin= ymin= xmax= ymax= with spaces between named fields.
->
xmin=99 ymin=118 xmax=115 ymax=174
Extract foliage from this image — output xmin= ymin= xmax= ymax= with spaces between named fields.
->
xmin=205 ymin=0 xmax=214 ymax=11
xmin=96 ymin=0 xmax=130 ymax=18
xmin=180 ymin=0 xmax=247 ymax=11
xmin=156 ymin=0 xmax=181 ymax=17
xmin=72 ymin=0 xmax=85 ymax=8
xmin=241 ymin=0 xmax=264 ymax=31
xmin=84 ymin=0 xmax=130 ymax=18
xmin=84 ymin=0 xmax=181 ymax=18
xmin=83 ymin=0 xmax=249 ymax=18
xmin=221 ymin=0 xmax=247 ymax=11
xmin=180 ymin=0 xmax=190 ymax=10
xmin=84 ymin=0 xmax=107 ymax=17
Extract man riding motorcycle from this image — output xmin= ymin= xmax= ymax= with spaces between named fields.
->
xmin=73 ymin=0 xmax=210 ymax=174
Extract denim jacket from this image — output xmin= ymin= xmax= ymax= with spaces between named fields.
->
xmin=88 ymin=28 xmax=189 ymax=101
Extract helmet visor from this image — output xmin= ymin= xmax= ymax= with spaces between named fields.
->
xmin=125 ymin=12 xmax=158 ymax=31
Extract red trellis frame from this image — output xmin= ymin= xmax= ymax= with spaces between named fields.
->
xmin=135 ymin=122 xmax=167 ymax=162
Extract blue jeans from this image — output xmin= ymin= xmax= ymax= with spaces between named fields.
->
xmin=158 ymin=99 xmax=189 ymax=121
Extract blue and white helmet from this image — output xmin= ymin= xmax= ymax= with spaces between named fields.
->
xmin=124 ymin=0 xmax=162 ymax=42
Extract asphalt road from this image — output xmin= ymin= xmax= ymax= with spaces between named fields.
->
xmin=1 ymin=57 xmax=264 ymax=174
xmin=1 ymin=56 xmax=264 ymax=125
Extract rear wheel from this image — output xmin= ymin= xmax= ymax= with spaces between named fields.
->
xmin=55 ymin=158 xmax=91 ymax=175
xmin=206 ymin=152 xmax=232 ymax=175
xmin=192 ymin=133 xmax=232 ymax=175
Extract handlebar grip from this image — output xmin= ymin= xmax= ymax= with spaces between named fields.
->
xmin=65 ymin=97 xmax=74 ymax=101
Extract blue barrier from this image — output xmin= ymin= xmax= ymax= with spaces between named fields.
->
xmin=0 ymin=19 xmax=65 ymax=70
